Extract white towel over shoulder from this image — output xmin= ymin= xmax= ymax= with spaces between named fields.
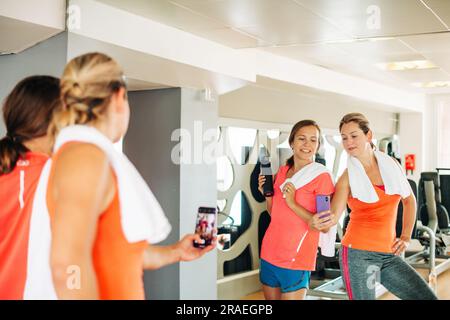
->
xmin=24 ymin=125 xmax=171 ymax=299
xmin=279 ymin=162 xmax=332 ymax=191
xmin=347 ymin=150 xmax=411 ymax=203
xmin=280 ymin=162 xmax=336 ymax=257
xmin=53 ymin=125 xmax=171 ymax=243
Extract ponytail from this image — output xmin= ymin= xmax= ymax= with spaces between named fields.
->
xmin=286 ymin=155 xmax=294 ymax=168
xmin=0 ymin=135 xmax=28 ymax=175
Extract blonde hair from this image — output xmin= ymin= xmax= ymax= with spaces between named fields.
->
xmin=339 ymin=112 xmax=375 ymax=149
xmin=50 ymin=52 xmax=126 ymax=136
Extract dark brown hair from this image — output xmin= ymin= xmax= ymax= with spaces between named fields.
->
xmin=339 ymin=112 xmax=375 ymax=149
xmin=286 ymin=120 xmax=322 ymax=168
xmin=0 ymin=75 xmax=61 ymax=175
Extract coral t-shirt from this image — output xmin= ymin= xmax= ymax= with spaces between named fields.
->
xmin=260 ymin=165 xmax=335 ymax=271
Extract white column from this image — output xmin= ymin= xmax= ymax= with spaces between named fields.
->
xmin=179 ymin=88 xmax=218 ymax=299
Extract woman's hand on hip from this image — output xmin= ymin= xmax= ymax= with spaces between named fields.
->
xmin=392 ymin=236 xmax=410 ymax=256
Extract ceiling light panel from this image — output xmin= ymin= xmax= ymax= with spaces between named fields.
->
xmin=376 ymin=60 xmax=438 ymax=71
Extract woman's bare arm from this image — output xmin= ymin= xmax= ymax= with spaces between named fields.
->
xmin=330 ymin=170 xmax=350 ymax=225
xmin=50 ymin=144 xmax=115 ymax=299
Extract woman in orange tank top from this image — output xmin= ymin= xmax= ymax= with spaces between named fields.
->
xmin=0 ymin=76 xmax=61 ymax=299
xmin=316 ymin=113 xmax=437 ymax=300
xmin=47 ymin=53 xmax=215 ymax=299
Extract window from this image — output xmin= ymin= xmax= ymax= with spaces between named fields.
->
xmin=438 ymin=103 xmax=450 ymax=168
xmin=227 ymin=127 xmax=257 ymax=165
xmin=337 ymin=151 xmax=348 ymax=178
xmin=322 ymin=135 xmax=336 ymax=173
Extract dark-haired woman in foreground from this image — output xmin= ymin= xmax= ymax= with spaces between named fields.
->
xmin=0 ymin=76 xmax=61 ymax=299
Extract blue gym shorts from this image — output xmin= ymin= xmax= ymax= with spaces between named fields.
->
xmin=260 ymin=259 xmax=311 ymax=293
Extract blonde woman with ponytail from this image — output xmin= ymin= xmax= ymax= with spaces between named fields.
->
xmin=26 ymin=53 xmax=215 ymax=300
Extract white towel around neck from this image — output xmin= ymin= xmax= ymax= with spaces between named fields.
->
xmin=53 ymin=125 xmax=172 ymax=243
xmin=24 ymin=125 xmax=172 ymax=299
xmin=347 ymin=150 xmax=411 ymax=204
xmin=279 ymin=162 xmax=336 ymax=257
xmin=279 ymin=162 xmax=333 ymax=191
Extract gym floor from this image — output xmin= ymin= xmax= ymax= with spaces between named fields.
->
xmin=242 ymin=268 xmax=450 ymax=300
xmin=242 ymin=242 xmax=450 ymax=300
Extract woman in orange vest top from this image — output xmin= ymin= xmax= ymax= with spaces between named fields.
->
xmin=31 ymin=53 xmax=215 ymax=300
xmin=317 ymin=113 xmax=436 ymax=300
xmin=0 ymin=76 xmax=61 ymax=299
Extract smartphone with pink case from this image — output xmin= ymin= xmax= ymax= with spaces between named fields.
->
xmin=316 ymin=195 xmax=331 ymax=218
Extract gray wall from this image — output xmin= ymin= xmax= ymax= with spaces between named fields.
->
xmin=124 ymin=88 xmax=219 ymax=300
xmin=124 ymin=88 xmax=182 ymax=300
xmin=0 ymin=31 xmax=67 ymax=136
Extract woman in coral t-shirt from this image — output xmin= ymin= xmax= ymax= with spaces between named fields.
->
xmin=258 ymin=120 xmax=334 ymax=300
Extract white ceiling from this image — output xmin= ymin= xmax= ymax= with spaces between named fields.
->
xmin=67 ymin=33 xmax=248 ymax=95
xmin=0 ymin=15 xmax=63 ymax=54
xmin=97 ymin=0 xmax=450 ymax=94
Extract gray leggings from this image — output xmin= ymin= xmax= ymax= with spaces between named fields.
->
xmin=339 ymin=246 xmax=438 ymax=300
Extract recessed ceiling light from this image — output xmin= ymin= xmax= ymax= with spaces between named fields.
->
xmin=376 ymin=60 xmax=437 ymax=71
xmin=324 ymin=37 xmax=395 ymax=45
xmin=367 ymin=37 xmax=395 ymax=42
xmin=411 ymin=81 xmax=450 ymax=88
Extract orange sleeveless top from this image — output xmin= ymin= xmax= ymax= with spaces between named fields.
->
xmin=342 ymin=185 xmax=401 ymax=253
xmin=0 ymin=152 xmax=48 ymax=299
xmin=47 ymin=143 xmax=148 ymax=300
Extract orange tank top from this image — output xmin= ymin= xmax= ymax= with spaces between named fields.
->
xmin=342 ymin=185 xmax=401 ymax=253
xmin=0 ymin=152 xmax=48 ymax=299
xmin=46 ymin=143 xmax=148 ymax=300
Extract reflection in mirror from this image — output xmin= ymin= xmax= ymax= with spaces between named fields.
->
xmin=228 ymin=127 xmax=257 ymax=165
xmin=217 ymin=156 xmax=234 ymax=192
xmin=323 ymin=136 xmax=336 ymax=173
xmin=277 ymin=136 xmax=290 ymax=149
xmin=217 ymin=127 xmax=221 ymax=142
xmin=267 ymin=129 xmax=280 ymax=140
xmin=229 ymin=190 xmax=252 ymax=231
xmin=337 ymin=151 xmax=348 ymax=178
xmin=217 ymin=199 xmax=227 ymax=212
xmin=229 ymin=190 xmax=244 ymax=226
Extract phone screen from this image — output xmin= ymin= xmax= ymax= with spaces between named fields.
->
xmin=316 ymin=195 xmax=331 ymax=218
xmin=194 ymin=207 xmax=217 ymax=248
